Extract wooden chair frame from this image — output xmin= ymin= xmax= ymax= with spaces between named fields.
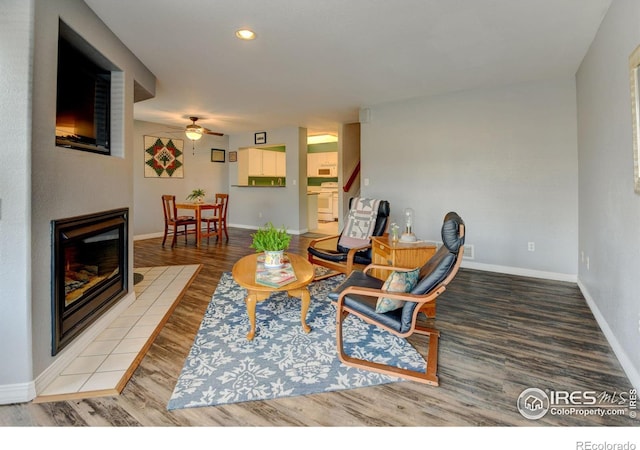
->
xmin=334 ymin=222 xmax=465 ymax=386
xmin=307 ymin=234 xmax=372 ymax=279
xmin=201 ymin=193 xmax=229 ymax=242
xmin=161 ymin=195 xmax=197 ymax=247
xmin=308 ymin=199 xmax=390 ymax=280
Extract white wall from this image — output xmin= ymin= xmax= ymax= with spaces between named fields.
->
xmin=361 ymin=79 xmax=579 ymax=280
xmin=133 ymin=120 xmax=229 ymax=237
xmin=576 ymin=0 xmax=640 ymax=389
xmin=0 ymin=0 xmax=155 ymax=403
xmin=0 ymin=0 xmax=34 ymax=401
xmin=228 ymin=127 xmax=308 ymax=234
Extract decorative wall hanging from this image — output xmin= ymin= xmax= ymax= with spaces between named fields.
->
xmin=144 ymin=135 xmax=184 ymax=178
xmin=211 ymin=148 xmax=225 ymax=162
xmin=229 ymin=151 xmax=237 ymax=162
xmin=255 ymin=131 xmax=266 ymax=145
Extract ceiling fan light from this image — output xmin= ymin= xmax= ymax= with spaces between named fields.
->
xmin=236 ymin=28 xmax=256 ymax=40
xmin=185 ymin=125 xmax=203 ymax=141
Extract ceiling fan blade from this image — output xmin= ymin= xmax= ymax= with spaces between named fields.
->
xmin=203 ymin=129 xmax=224 ymax=136
xmin=186 ymin=116 xmax=224 ymax=136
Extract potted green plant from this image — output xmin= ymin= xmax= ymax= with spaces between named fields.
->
xmin=250 ymin=222 xmax=292 ymax=267
xmin=186 ymin=188 xmax=206 ymax=203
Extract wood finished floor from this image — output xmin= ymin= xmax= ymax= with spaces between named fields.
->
xmin=1 ymin=227 xmax=636 ymax=427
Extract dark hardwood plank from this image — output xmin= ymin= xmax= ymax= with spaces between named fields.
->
xmin=0 ymin=228 xmax=635 ymax=427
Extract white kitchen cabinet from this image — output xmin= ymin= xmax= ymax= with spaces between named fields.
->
xmin=246 ymin=147 xmax=286 ymax=178
xmin=308 ymin=152 xmax=337 ymax=177
xmin=276 ymin=152 xmax=286 ymax=177
xmin=321 ymin=152 xmax=338 ymax=167
xmin=307 ymin=153 xmax=317 ymax=177
xmin=262 ymin=149 xmax=277 ymax=176
xmin=248 ymin=148 xmax=263 ymax=176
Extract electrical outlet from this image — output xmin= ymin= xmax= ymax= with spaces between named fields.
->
xmin=586 ymin=256 xmax=590 ymax=270
xmin=528 ymin=242 xmax=535 ymax=252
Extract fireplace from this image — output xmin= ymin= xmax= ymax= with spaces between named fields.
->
xmin=51 ymin=208 xmax=128 ymax=355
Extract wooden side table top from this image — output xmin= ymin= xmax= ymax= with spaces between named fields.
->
xmin=232 ymin=252 xmax=315 ymax=292
xmin=371 ymin=235 xmax=438 ymax=250
xmin=370 ymin=235 xmax=438 ymax=281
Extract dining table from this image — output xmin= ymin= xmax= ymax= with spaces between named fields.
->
xmin=175 ymin=201 xmax=222 ymax=248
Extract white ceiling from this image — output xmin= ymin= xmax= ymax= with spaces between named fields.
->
xmin=84 ymin=0 xmax=611 ymax=136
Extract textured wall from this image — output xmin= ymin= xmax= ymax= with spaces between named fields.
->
xmin=576 ymin=0 xmax=640 ymax=389
xmin=0 ymin=0 xmax=35 ymax=397
xmin=361 ymin=79 xmax=579 ymax=279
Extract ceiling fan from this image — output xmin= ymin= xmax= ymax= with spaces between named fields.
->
xmin=185 ymin=116 xmax=224 ymax=140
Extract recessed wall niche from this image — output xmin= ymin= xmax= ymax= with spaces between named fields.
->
xmin=55 ymin=21 xmax=120 ymax=155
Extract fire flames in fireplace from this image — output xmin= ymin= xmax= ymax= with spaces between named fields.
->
xmin=64 ymin=233 xmax=120 ymax=306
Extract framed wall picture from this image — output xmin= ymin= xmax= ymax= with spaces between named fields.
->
xmin=229 ymin=151 xmax=237 ymax=162
xmin=211 ymin=148 xmax=225 ymax=163
xmin=255 ymin=131 xmax=267 ymax=145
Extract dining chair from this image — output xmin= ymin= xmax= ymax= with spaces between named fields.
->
xmin=161 ymin=195 xmax=197 ymax=247
xmin=201 ymin=193 xmax=229 ymax=242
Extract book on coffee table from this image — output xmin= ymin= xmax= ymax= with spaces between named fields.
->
xmin=255 ymin=255 xmax=297 ymax=288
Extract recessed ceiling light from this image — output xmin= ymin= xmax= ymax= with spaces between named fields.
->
xmin=235 ymin=29 xmax=256 ymax=40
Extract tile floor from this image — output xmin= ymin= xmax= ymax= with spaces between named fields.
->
xmin=35 ymin=264 xmax=200 ymax=402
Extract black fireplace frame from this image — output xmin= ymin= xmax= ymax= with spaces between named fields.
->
xmin=51 ymin=208 xmax=129 ymax=355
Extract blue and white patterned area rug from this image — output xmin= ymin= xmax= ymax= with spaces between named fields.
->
xmin=167 ymin=272 xmax=425 ymax=410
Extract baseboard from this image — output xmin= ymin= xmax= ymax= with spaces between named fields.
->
xmin=0 ymin=381 xmax=36 ymax=405
xmin=133 ymin=232 xmax=163 ymax=241
xmin=577 ymin=280 xmax=640 ymax=391
xmin=461 ymin=261 xmax=577 ymax=283
xmin=226 ymin=223 xmax=307 ymax=235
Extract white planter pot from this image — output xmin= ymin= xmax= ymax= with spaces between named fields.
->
xmin=264 ymin=250 xmax=285 ymax=268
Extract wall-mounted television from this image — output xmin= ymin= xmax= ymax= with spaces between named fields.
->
xmin=55 ymin=23 xmax=111 ymax=155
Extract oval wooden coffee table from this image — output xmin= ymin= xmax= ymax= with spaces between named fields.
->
xmin=232 ymin=252 xmax=315 ymax=340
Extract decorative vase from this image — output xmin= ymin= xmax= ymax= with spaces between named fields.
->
xmin=264 ymin=250 xmax=285 ymax=268
xmin=195 ymin=197 xmax=204 ymax=204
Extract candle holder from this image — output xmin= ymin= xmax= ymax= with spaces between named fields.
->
xmin=390 ymin=223 xmax=400 ymax=243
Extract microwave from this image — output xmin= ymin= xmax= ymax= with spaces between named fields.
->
xmin=317 ymin=165 xmax=337 ymax=176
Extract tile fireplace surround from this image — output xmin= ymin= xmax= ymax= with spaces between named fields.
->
xmin=34 ymin=264 xmax=200 ymax=403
